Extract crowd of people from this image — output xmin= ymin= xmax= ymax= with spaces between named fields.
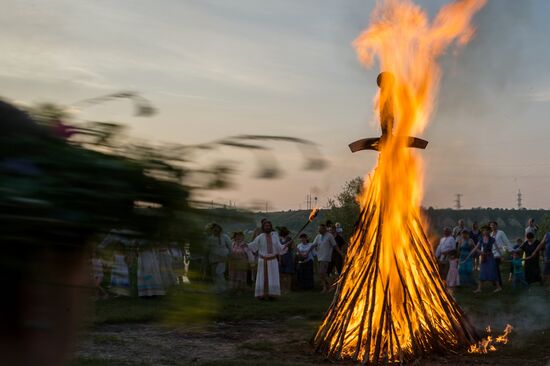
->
xmin=435 ymin=219 xmax=550 ymax=294
xmin=91 ymin=241 xmax=191 ymax=299
xmin=203 ymin=219 xmax=347 ymax=299
xmin=92 ymin=217 xmax=549 ymax=300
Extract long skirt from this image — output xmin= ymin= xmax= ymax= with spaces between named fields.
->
xmin=297 ymin=260 xmax=314 ymax=290
xmin=110 ymin=255 xmax=130 ymax=296
xmin=254 ymin=257 xmax=281 ymax=297
xmin=479 ymin=253 xmax=498 ymax=282
xmin=229 ymin=258 xmax=248 ymax=291
xmin=459 ymin=259 xmax=475 ymax=286
xmin=158 ymin=251 xmax=177 ymax=288
xmin=137 ymin=251 xmax=165 ymax=297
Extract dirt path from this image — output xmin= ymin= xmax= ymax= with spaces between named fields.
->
xmin=74 ymin=320 xmax=550 ymax=366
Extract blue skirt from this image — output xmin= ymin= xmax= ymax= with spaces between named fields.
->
xmin=479 ymin=253 xmax=498 ymax=281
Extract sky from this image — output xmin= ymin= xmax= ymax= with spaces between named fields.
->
xmin=2 ymin=0 xmax=550 ymax=210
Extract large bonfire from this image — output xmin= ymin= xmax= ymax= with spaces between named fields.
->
xmin=314 ymin=0 xmax=486 ymax=364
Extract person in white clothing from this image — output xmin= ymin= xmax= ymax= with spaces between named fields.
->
xmin=435 ymin=227 xmax=457 ymax=280
xmin=525 ymin=218 xmax=539 ymax=236
xmin=489 ymin=221 xmax=510 ymax=287
xmin=313 ymin=224 xmax=344 ymax=293
xmin=248 ymin=220 xmax=288 ymax=299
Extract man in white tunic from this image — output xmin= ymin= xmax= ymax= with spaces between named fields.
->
xmin=248 ymin=220 xmax=287 ymax=299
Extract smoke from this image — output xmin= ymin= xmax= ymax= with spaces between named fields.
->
xmin=462 ymin=288 xmax=550 ymax=344
xmin=436 ymin=0 xmax=533 ymax=122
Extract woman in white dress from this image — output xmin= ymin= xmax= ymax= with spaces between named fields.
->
xmin=248 ymin=221 xmax=288 ymax=299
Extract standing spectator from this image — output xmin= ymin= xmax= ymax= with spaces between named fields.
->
xmin=435 ymin=227 xmax=456 ymax=280
xmin=296 ymin=234 xmax=316 ymax=290
xmin=458 ymin=230 xmax=475 ymax=287
xmin=278 ymin=227 xmax=295 ymax=294
xmin=158 ymin=245 xmax=177 ymax=289
xmin=510 ymin=250 xmax=528 ymax=289
xmin=489 ymin=221 xmax=510 ymax=287
xmin=470 ymin=222 xmax=481 ymax=271
xmin=508 ymin=238 xmax=523 ymax=282
xmin=525 ymin=218 xmax=539 ymax=236
xmin=248 ymin=220 xmax=288 ymax=299
xmin=475 ymin=228 xmax=501 ymax=293
xmin=314 ymin=224 xmax=344 ymax=293
xmin=228 ymin=231 xmax=253 ymax=293
xmin=329 ymin=225 xmax=347 ymax=276
xmin=522 ymin=231 xmax=550 ymax=289
xmin=446 ymin=252 xmax=460 ymax=294
xmin=110 ymin=242 xmax=130 ymax=296
xmin=252 ymin=218 xmax=268 ymax=239
xmin=137 ymin=243 xmax=165 ymax=297
xmin=169 ymin=242 xmax=185 ymax=285
xmin=521 ymin=232 xmax=542 ymax=285
xmin=325 ymin=220 xmax=334 ymax=234
xmin=204 ymin=223 xmax=232 ymax=293
xmin=453 ymin=219 xmax=466 ymax=238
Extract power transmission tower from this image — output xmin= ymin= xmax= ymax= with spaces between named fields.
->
xmin=454 ymin=194 xmax=462 ymax=210
xmin=517 ymin=190 xmax=522 ymax=209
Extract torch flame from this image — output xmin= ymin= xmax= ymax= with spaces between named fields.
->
xmin=314 ymin=0 xmax=486 ymax=363
xmin=309 ymin=207 xmax=320 ymax=222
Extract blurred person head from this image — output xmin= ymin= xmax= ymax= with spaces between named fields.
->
xmin=526 ymin=231 xmax=535 ymax=242
xmin=489 ymin=221 xmax=498 ymax=232
xmin=278 ymin=226 xmax=290 ymax=238
xmin=458 ymin=219 xmax=464 ymax=227
xmin=443 ymin=227 xmax=452 ymax=237
xmin=299 ymin=233 xmax=309 ymax=243
xmin=472 ymin=222 xmax=479 ymax=231
xmin=232 ymin=231 xmax=244 ymax=242
xmin=512 ymin=250 xmax=522 ymax=259
xmin=461 ymin=230 xmax=470 ymax=240
xmin=210 ymin=223 xmax=222 ymax=236
xmin=262 ymin=220 xmax=273 ymax=233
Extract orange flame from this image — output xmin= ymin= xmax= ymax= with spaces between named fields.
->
xmin=468 ymin=324 xmax=513 ymax=354
xmin=309 ymin=207 xmax=320 ymax=221
xmin=314 ymin=0 xmax=486 ymax=363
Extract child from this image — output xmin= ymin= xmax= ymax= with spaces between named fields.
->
xmin=509 ymin=238 xmax=523 ymax=282
xmin=446 ymin=251 xmax=460 ymax=294
xmin=510 ymin=250 xmax=528 ymax=288
xmin=296 ymin=234 xmax=317 ymax=290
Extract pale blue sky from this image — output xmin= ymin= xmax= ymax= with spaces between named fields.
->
xmin=2 ymin=0 xmax=550 ymax=210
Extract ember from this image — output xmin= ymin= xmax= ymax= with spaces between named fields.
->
xmin=313 ymin=0 xmax=486 ymax=364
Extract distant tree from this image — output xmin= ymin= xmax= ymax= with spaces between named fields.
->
xmin=326 ymin=176 xmax=364 ymax=236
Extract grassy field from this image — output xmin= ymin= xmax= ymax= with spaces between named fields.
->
xmin=71 ymin=280 xmax=550 ymax=366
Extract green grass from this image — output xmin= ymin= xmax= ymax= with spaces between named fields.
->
xmin=88 ymin=285 xmax=331 ymax=326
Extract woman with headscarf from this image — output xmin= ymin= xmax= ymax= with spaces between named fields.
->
xmin=228 ymin=231 xmax=253 ymax=292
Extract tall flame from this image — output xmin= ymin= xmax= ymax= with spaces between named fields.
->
xmin=314 ymin=0 xmax=486 ymax=363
